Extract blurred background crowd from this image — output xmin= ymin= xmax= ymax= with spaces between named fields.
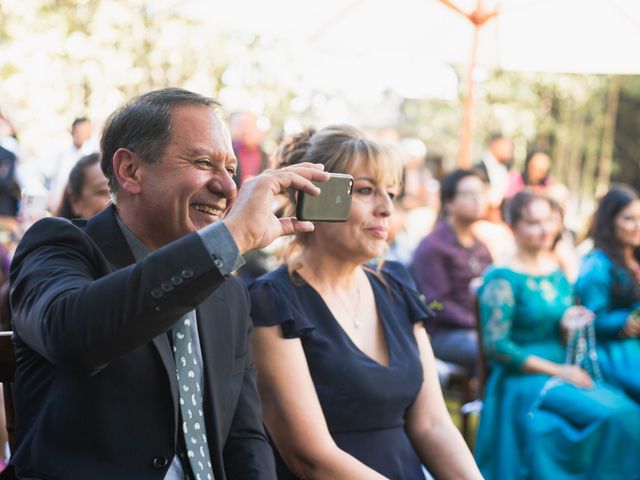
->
xmin=2 ymin=0 xmax=640 ymax=477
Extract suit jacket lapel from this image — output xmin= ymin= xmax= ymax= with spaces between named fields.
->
xmin=84 ymin=206 xmax=179 ymax=425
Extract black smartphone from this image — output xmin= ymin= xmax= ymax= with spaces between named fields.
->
xmin=296 ymin=173 xmax=354 ymax=222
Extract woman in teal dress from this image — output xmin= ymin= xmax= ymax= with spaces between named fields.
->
xmin=476 ymin=191 xmax=640 ymax=480
xmin=575 ymin=185 xmax=640 ymax=403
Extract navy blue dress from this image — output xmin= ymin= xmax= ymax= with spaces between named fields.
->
xmin=249 ymin=261 xmax=431 ymax=480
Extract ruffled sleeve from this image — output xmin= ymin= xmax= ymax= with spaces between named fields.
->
xmin=379 ymin=261 xmax=436 ymax=325
xmin=249 ymin=275 xmax=315 ymax=339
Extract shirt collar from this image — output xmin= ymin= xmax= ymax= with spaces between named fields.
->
xmin=115 ymin=213 xmax=150 ymax=261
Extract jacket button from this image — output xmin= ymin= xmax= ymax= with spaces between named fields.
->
xmin=171 ymin=275 xmax=183 ymax=286
xmin=160 ymin=281 xmax=173 ymax=293
xmin=150 ymin=288 xmax=164 ymax=300
xmin=213 ymin=258 xmax=224 ymax=270
xmin=152 ymin=455 xmax=168 ymax=468
xmin=182 ymin=268 xmax=194 ymax=279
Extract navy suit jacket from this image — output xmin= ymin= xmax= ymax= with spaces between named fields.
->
xmin=9 ymin=205 xmax=275 ymax=479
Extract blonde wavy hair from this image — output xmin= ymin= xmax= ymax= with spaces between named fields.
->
xmin=273 ymin=124 xmax=403 ymax=276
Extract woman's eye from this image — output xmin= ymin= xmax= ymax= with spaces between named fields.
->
xmin=388 ymin=191 xmax=397 ymax=200
xmin=357 ymin=187 xmax=373 ymax=195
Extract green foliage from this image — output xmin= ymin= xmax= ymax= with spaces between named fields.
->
xmin=0 ymin=1 xmax=299 ymax=152
xmin=396 ymin=71 xmax=633 ymax=227
xmin=612 ymin=78 xmax=640 ymax=191
xmin=0 ymin=0 xmax=638 ymax=226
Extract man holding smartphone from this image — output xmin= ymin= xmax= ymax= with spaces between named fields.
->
xmin=296 ymin=173 xmax=353 ymax=222
xmin=9 ymin=88 xmax=328 ymax=479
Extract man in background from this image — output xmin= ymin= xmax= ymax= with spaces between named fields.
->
xmin=228 ymin=111 xmax=269 ymax=186
xmin=475 ymin=133 xmax=513 ymax=220
xmin=48 ymin=116 xmax=98 ymax=209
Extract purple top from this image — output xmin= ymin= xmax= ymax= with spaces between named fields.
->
xmin=410 ymin=221 xmax=493 ymax=334
xmin=0 ymin=243 xmax=10 ymax=282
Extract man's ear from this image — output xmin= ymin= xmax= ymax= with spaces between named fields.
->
xmin=112 ymin=148 xmax=143 ymax=195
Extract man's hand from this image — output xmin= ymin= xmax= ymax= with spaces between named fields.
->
xmin=223 ymin=163 xmax=330 ymax=254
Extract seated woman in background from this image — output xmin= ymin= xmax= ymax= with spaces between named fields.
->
xmin=546 ymin=183 xmax=579 ymax=283
xmin=575 ymin=184 xmax=640 ymax=403
xmin=55 ymin=152 xmax=110 ymax=219
xmin=410 ymin=169 xmax=493 ymax=375
xmin=476 ymin=190 xmax=640 ymax=480
xmin=548 ymin=194 xmax=579 ymax=283
xmin=249 ymin=126 xmax=481 ymax=479
xmin=505 ymin=147 xmax=553 ymax=199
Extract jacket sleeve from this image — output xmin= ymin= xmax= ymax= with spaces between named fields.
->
xmin=10 ymin=217 xmax=226 ymax=374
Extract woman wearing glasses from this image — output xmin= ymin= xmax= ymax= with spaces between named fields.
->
xmin=411 ymin=169 xmax=493 ymax=376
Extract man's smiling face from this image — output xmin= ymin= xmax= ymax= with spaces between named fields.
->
xmin=134 ymin=105 xmax=238 ymax=247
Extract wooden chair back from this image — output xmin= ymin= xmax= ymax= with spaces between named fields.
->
xmin=473 ymin=292 xmax=490 ymax=399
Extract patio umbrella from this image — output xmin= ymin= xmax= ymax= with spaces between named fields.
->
xmin=302 ymin=0 xmax=640 ymax=167
xmin=180 ymin=0 xmax=640 ymax=166
xmin=433 ymin=0 xmax=640 ymax=167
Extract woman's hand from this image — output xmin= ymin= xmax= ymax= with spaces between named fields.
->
xmin=561 ymin=306 xmax=594 ymax=331
xmin=559 ymin=306 xmax=594 ymax=344
xmin=622 ymin=313 xmax=640 ymax=338
xmin=556 ymin=365 xmax=594 ymax=389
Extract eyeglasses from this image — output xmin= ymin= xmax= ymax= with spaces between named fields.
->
xmin=456 ymin=190 xmax=487 ymax=200
xmin=618 ymin=216 xmax=640 ymax=228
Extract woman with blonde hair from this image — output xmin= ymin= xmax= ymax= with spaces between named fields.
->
xmin=249 ymin=125 xmax=481 ymax=479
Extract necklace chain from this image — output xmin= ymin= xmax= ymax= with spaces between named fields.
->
xmin=335 ymin=284 xmax=362 ymax=329
xmin=565 ymin=321 xmax=602 ymax=382
xmin=301 ymin=264 xmax=364 ymax=329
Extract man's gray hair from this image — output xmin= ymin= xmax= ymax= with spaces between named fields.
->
xmin=99 ymin=88 xmax=220 ymax=196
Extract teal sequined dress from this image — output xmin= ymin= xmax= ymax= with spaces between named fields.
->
xmin=475 ymin=266 xmax=640 ymax=480
xmin=575 ymin=249 xmax=640 ymax=403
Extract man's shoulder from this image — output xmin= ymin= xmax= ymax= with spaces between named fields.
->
xmin=16 ymin=216 xmax=89 ymax=252
xmin=11 ymin=216 xmax=95 ymax=273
